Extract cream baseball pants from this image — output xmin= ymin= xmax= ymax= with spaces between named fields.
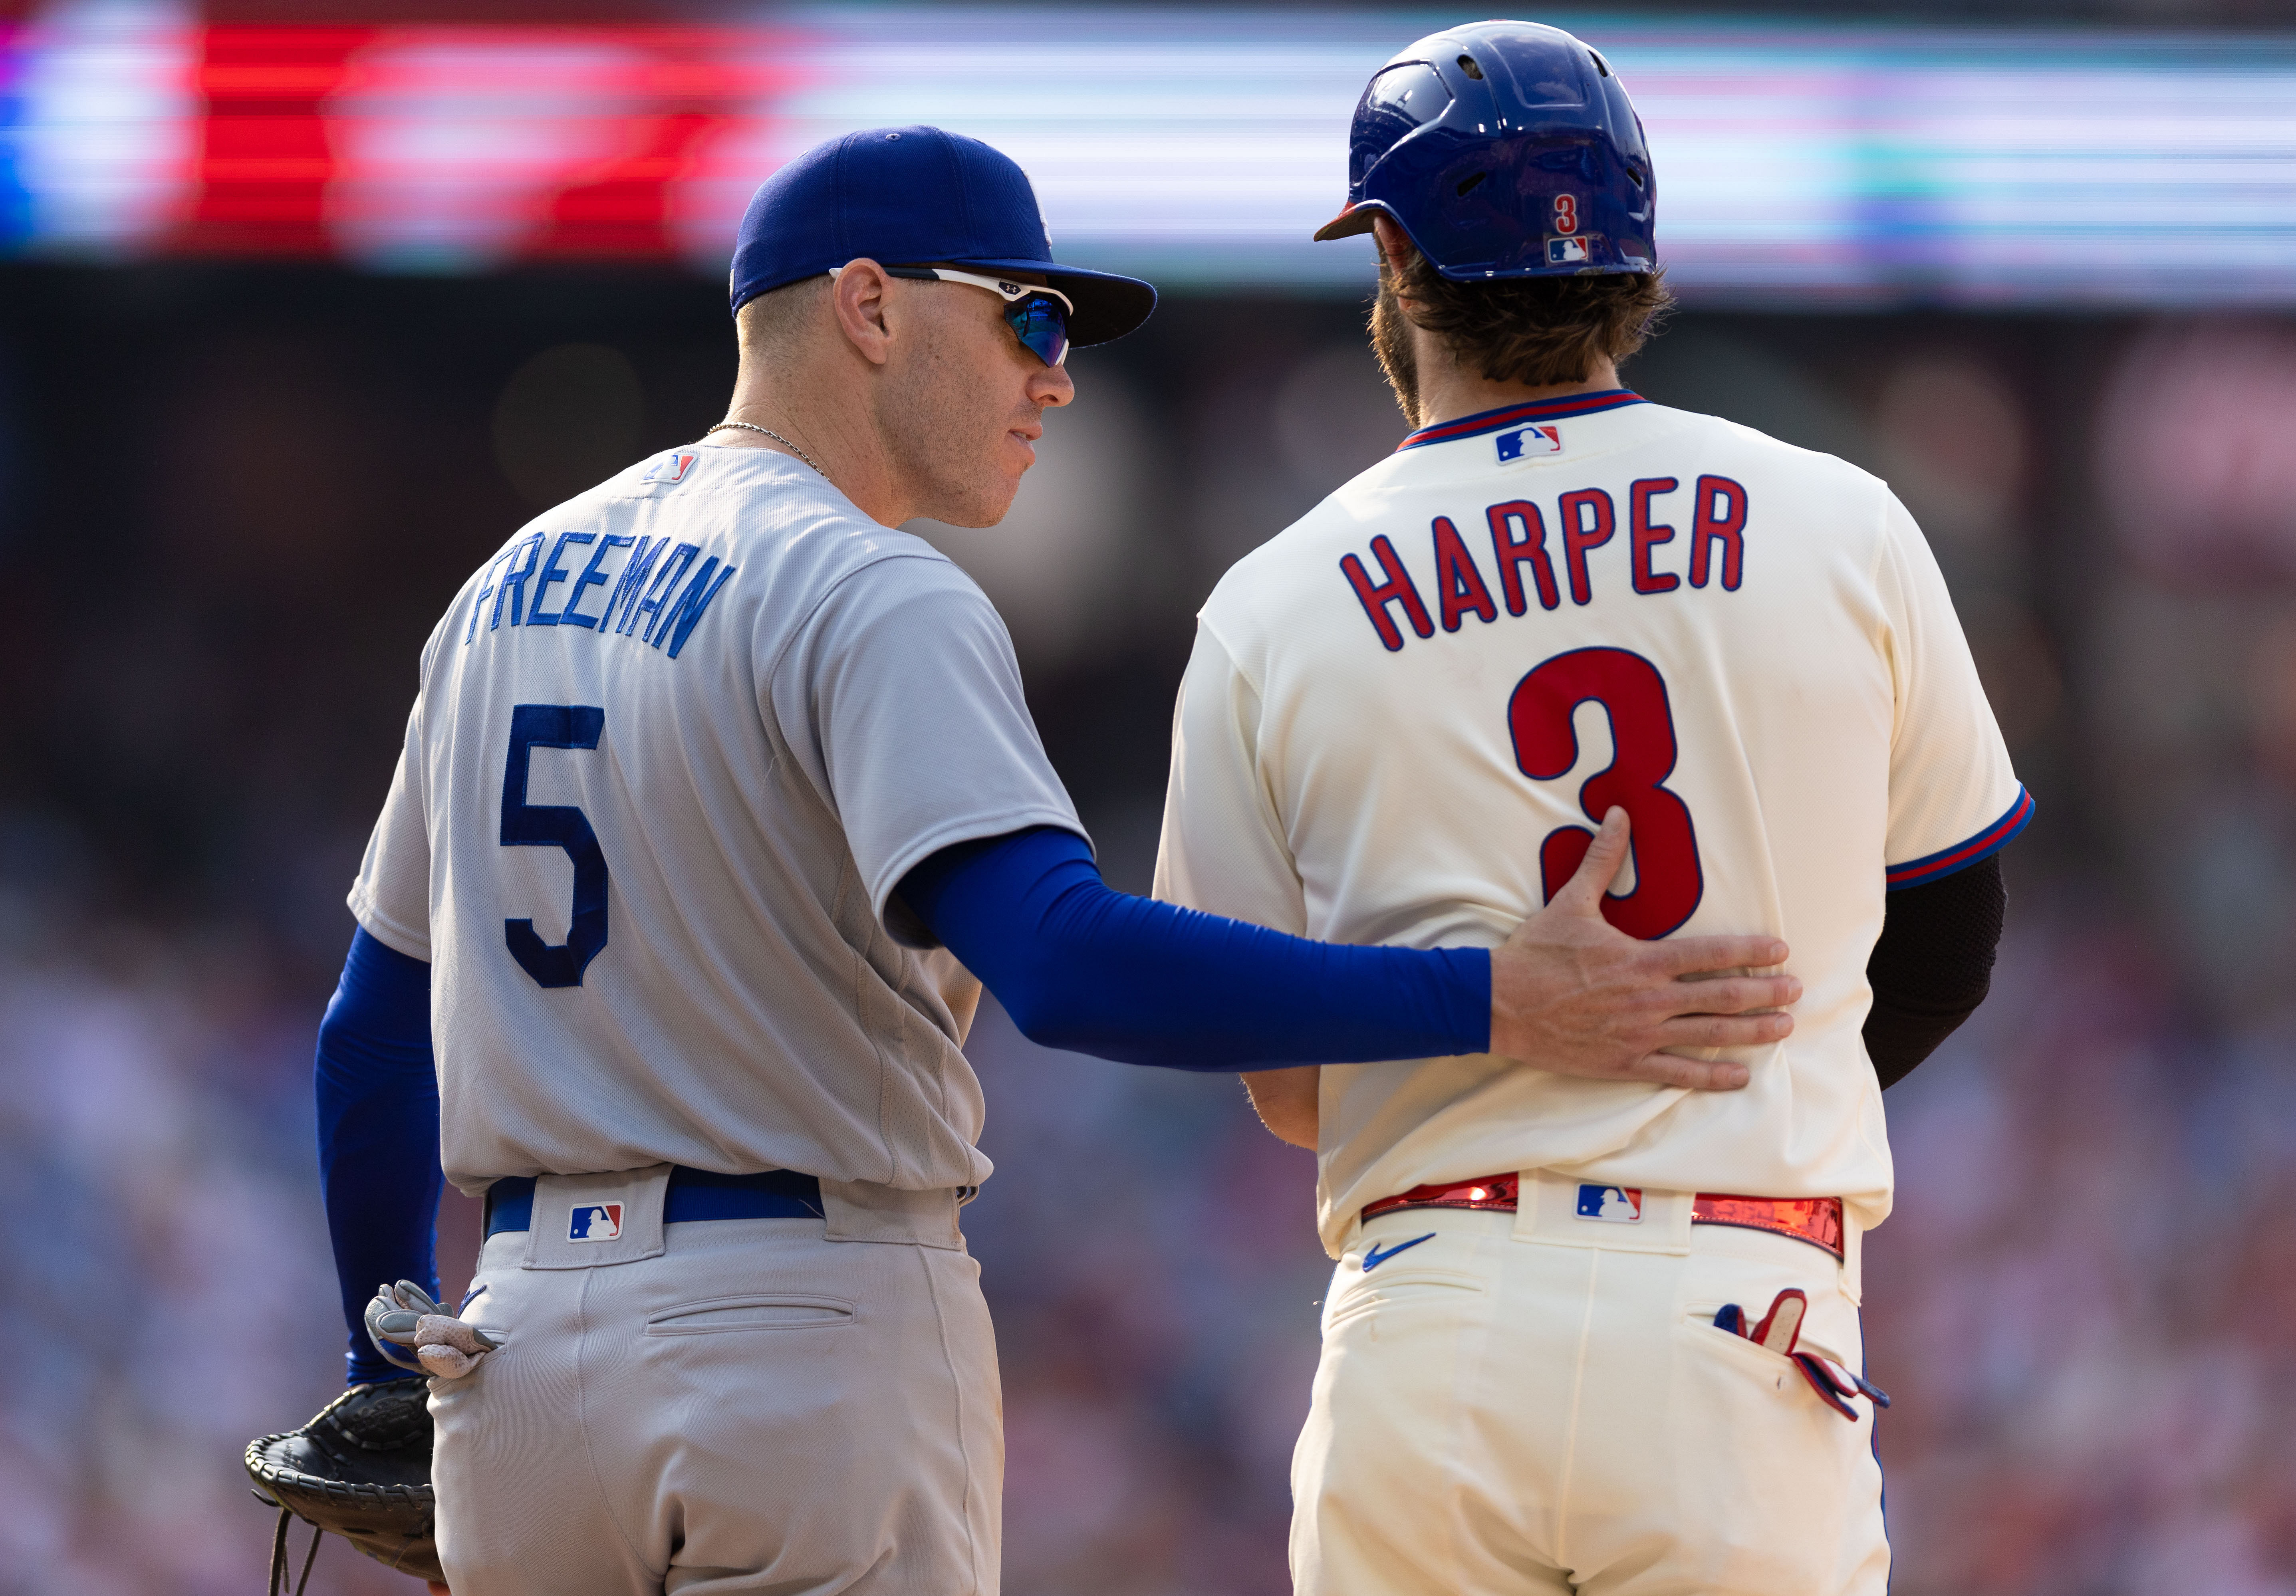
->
xmin=427 ymin=1171 xmax=1001 ymax=1596
xmin=1293 ymin=1176 xmax=1889 ymax=1596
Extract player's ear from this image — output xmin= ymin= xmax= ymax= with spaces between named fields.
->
xmin=1370 ymin=215 xmax=1417 ymax=282
xmin=828 ymin=258 xmax=897 ymax=368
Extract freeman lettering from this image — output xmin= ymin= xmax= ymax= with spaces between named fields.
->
xmin=465 ymin=531 xmax=736 ymax=662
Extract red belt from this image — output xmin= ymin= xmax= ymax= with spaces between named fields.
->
xmin=1359 ymin=1174 xmax=1845 ymax=1261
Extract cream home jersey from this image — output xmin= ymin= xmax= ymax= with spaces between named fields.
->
xmin=350 ymin=444 xmax=1082 ymax=1196
xmin=1155 ymin=390 xmax=2028 ymax=1258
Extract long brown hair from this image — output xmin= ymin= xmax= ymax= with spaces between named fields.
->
xmin=1379 ymin=242 xmax=1675 ymax=391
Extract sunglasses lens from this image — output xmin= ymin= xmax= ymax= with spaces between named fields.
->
xmin=1006 ymin=294 xmax=1069 ymax=366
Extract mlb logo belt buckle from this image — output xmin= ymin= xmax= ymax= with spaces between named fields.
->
xmin=1360 ymin=1175 xmax=1846 ymax=1261
xmin=1576 ymin=1184 xmax=1644 ymax=1222
xmin=568 ymin=1202 xmax=625 ymax=1242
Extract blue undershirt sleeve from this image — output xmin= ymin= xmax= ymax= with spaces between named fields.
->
xmin=315 ymin=927 xmax=442 ymax=1386
xmin=897 ymin=827 xmax=1490 ymax=1070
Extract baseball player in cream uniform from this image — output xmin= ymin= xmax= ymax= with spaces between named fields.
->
xmin=1156 ymin=21 xmax=2028 ymax=1595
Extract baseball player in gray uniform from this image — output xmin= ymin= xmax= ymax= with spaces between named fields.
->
xmin=308 ymin=127 xmax=1806 ymax=1596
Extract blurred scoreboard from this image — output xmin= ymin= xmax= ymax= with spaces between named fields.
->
xmin=2 ymin=4 xmax=2292 ymax=305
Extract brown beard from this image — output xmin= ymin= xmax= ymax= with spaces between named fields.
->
xmin=1369 ymin=276 xmax=1422 ymax=429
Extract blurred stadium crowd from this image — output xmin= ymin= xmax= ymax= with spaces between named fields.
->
xmin=2 ymin=256 xmax=2294 ymax=1596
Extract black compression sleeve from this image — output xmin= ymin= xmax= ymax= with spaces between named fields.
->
xmin=1863 ymin=855 xmax=2007 ymax=1090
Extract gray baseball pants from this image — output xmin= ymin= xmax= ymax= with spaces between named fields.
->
xmin=427 ymin=1168 xmax=1001 ymax=1596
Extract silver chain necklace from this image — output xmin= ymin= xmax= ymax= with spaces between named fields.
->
xmin=706 ymin=420 xmax=823 ymax=475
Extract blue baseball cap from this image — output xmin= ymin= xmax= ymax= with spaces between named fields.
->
xmin=730 ymin=126 xmax=1157 ymax=347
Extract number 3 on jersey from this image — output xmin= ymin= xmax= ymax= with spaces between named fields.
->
xmin=502 ymin=704 xmax=609 ymax=987
xmin=1508 ymin=648 xmax=1703 ymax=940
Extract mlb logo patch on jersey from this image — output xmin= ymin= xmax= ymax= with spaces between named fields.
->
xmin=639 ymin=452 xmax=699 ymax=485
xmin=569 ymin=1202 xmax=624 ymax=1242
xmin=1576 ymin=1185 xmax=1643 ymax=1223
xmin=1496 ymin=424 xmax=1562 ymax=464
xmin=1546 ymin=236 xmax=1590 ymax=266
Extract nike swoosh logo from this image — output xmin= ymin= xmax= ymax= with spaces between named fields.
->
xmin=1362 ymin=1233 xmax=1437 ymax=1271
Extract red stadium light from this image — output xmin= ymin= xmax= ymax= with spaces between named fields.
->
xmin=180 ymin=25 xmax=378 ymax=256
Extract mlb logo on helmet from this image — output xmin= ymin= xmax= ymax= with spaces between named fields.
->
xmin=640 ymin=452 xmax=699 ymax=484
xmin=1496 ymin=424 xmax=1562 ymax=463
xmin=569 ymin=1203 xmax=625 ymax=1242
xmin=1546 ymin=237 xmax=1591 ymax=266
xmin=1576 ymin=1184 xmax=1644 ymax=1223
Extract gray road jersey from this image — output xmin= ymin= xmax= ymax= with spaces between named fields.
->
xmin=349 ymin=444 xmax=1082 ymax=1195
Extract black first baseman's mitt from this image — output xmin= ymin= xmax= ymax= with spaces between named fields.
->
xmin=245 ymin=1376 xmax=442 ymax=1592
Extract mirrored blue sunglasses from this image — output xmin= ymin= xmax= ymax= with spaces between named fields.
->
xmin=834 ymin=263 xmax=1072 ymax=367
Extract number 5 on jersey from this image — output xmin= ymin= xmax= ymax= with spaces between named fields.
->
xmin=1508 ymin=648 xmax=1703 ymax=940
xmin=502 ymin=704 xmax=609 ymax=987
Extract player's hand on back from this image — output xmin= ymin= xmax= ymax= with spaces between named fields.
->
xmin=1488 ymin=808 xmax=1797 ymax=1090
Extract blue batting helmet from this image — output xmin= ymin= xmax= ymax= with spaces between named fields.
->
xmin=1314 ymin=20 xmax=1656 ymax=280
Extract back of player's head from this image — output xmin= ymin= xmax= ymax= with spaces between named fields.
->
xmin=1313 ymin=20 xmax=1657 ymax=282
xmin=1376 ymin=240 xmax=1673 ymax=393
xmin=1321 ymin=21 xmax=1672 ymax=393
